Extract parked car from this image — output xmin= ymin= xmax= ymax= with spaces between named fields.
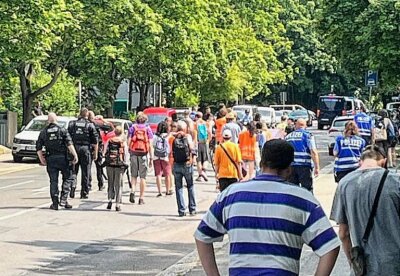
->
xmin=12 ymin=115 xmax=77 ymax=162
xmin=270 ymin=104 xmax=306 ymax=111
xmin=143 ymin=107 xmax=177 ymax=133
xmin=257 ymin=107 xmax=276 ymax=127
xmin=317 ymin=95 xmax=365 ymax=129
xmin=174 ymin=107 xmax=191 ymax=121
xmin=104 ymin=118 xmax=132 ymax=138
xmin=232 ymin=105 xmax=258 ymax=121
xmin=288 ymin=110 xmax=313 ymax=127
xmin=327 ymin=115 xmax=354 ymax=156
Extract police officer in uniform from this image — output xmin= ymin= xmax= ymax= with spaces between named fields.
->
xmin=88 ymin=111 xmax=114 ymax=191
xmin=354 ymin=106 xmax=374 ymax=145
xmin=68 ymin=108 xmax=98 ymax=199
xmin=36 ymin=113 xmax=79 ymax=210
xmin=285 ymin=118 xmax=320 ymax=193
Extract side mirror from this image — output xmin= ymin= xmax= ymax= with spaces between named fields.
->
xmin=21 ymin=125 xmax=25 ymax=131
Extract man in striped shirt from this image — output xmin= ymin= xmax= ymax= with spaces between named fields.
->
xmin=195 ymin=139 xmax=340 ymax=276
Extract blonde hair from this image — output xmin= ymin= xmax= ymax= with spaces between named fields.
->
xmin=114 ymin=126 xmax=123 ymax=136
xmin=344 ymin=121 xmax=359 ymax=137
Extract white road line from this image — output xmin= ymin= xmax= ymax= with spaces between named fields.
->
xmin=0 ymin=180 xmax=34 ymax=190
xmin=0 ymin=202 xmax=50 ymax=222
xmin=32 ymin=186 xmax=48 ymax=195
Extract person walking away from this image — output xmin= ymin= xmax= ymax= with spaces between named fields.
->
xmin=89 ymin=111 xmax=114 ymax=191
xmin=285 ymin=118 xmax=320 ymax=193
xmin=354 ymin=106 xmax=374 ymax=145
xmin=127 ymin=113 xmax=153 ymax=205
xmin=172 ymin=122 xmax=196 ymax=217
xmin=373 ymin=109 xmax=394 ymax=165
xmin=385 ymin=110 xmax=397 ymax=167
xmin=195 ymin=139 xmax=340 ymax=276
xmin=194 ymin=112 xmax=211 ymax=182
xmin=221 ymin=112 xmax=241 ymax=144
xmin=214 ymin=129 xmax=243 ymax=191
xmin=153 ymin=121 xmax=172 ymax=197
xmin=103 ymin=126 xmax=129 ymax=211
xmin=333 ymin=121 xmax=365 ymax=183
xmin=168 ymin=122 xmax=178 ymax=195
xmin=331 ymin=145 xmax=400 ymax=275
xmin=238 ymin=121 xmax=258 ymax=180
xmin=285 ymin=118 xmax=295 ymax=135
xmin=215 ymin=109 xmax=227 ymax=144
xmin=37 ymin=113 xmax=79 ymax=210
xmin=68 ymin=108 xmax=98 ymax=199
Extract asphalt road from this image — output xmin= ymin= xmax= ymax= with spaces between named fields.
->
xmin=0 ymin=122 xmax=345 ymax=276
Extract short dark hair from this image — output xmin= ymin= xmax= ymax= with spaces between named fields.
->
xmin=156 ymin=121 xmax=169 ymax=135
xmin=261 ymin=139 xmax=294 ymax=170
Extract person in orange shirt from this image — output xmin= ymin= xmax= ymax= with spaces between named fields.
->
xmin=238 ymin=121 xmax=258 ymax=180
xmin=215 ymin=109 xmax=227 ymax=144
xmin=167 ymin=122 xmax=178 ymax=194
xmin=214 ymin=129 xmax=243 ymax=191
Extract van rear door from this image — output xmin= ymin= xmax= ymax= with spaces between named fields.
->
xmin=318 ymin=97 xmax=344 ymax=125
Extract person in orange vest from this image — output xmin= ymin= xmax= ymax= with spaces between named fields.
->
xmin=215 ymin=108 xmax=227 ymax=144
xmin=238 ymin=122 xmax=258 ymax=180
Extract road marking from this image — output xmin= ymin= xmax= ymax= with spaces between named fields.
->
xmin=0 ymin=180 xmax=34 ymax=190
xmin=32 ymin=186 xmax=48 ymax=195
xmin=0 ymin=202 xmax=50 ymax=222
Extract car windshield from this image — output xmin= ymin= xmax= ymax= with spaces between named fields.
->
xmin=319 ymin=97 xmax=344 ymax=111
xmin=333 ymin=119 xmax=352 ymax=128
xmin=259 ymin=110 xmax=271 ymax=117
xmin=235 ymin=111 xmax=244 ymax=120
xmin=25 ymin=120 xmax=67 ymax=131
xmin=147 ymin=114 xmax=166 ymax=124
xmin=290 ymin=110 xmax=307 ymax=116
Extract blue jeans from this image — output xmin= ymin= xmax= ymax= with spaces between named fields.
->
xmin=173 ymin=163 xmax=196 ymax=215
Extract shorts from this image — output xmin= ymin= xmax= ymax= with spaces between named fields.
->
xmin=218 ymin=178 xmax=238 ymax=192
xmin=130 ymin=154 xmax=148 ymax=179
xmin=154 ymin=159 xmax=171 ymax=177
xmin=197 ymin=143 xmax=209 ymax=164
xmin=289 ymin=166 xmax=313 ymax=192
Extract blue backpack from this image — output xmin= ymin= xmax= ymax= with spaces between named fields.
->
xmin=197 ymin=123 xmax=208 ymax=142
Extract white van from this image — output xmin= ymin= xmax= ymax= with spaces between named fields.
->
xmin=270 ymin=104 xmax=306 ymax=111
xmin=12 ymin=115 xmax=77 ymax=162
xmin=257 ymin=107 xmax=276 ymax=127
xmin=232 ymin=105 xmax=258 ymax=121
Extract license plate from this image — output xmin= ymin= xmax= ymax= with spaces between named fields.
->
xmin=321 ymin=119 xmax=329 ymax=121
xmin=26 ymin=146 xmax=36 ymax=151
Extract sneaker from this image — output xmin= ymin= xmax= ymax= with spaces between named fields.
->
xmin=129 ymin=193 xmax=135 ymax=203
xmin=69 ymin=187 xmax=76 ymax=198
xmin=178 ymin=212 xmax=186 ymax=217
xmin=115 ymin=206 xmax=121 ymax=212
xmin=195 ymin=177 xmax=203 ymax=182
xmin=60 ymin=202 xmax=72 ymax=209
xmin=99 ymin=185 xmax=105 ymax=191
xmin=190 ymin=211 xmax=197 ymax=216
xmin=202 ymin=174 xmax=209 ymax=182
xmin=138 ymin=198 xmax=145 ymax=205
xmin=166 ymin=190 xmax=174 ymax=196
xmin=80 ymin=194 xmax=88 ymax=199
xmin=107 ymin=201 xmax=112 ymax=210
xmin=156 ymin=193 xmax=162 ymax=197
xmin=50 ymin=203 xmax=58 ymax=211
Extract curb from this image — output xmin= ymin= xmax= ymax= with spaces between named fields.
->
xmin=0 ymin=145 xmax=11 ymax=155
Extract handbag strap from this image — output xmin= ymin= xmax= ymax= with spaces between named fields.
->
xmin=362 ymin=169 xmax=389 ymax=243
xmin=220 ymin=144 xmax=240 ymax=177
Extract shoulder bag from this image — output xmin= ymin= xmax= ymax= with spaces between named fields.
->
xmin=351 ymin=169 xmax=389 ymax=276
xmin=220 ymin=144 xmax=247 ymax=178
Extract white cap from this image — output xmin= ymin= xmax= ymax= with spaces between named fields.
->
xmin=223 ymin=129 xmax=232 ymax=139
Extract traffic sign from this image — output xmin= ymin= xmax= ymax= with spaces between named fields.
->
xmin=365 ymin=70 xmax=378 ymax=87
xmin=280 ymin=92 xmax=287 ymax=104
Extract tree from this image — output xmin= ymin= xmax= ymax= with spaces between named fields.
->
xmin=0 ymin=0 xmax=83 ymax=124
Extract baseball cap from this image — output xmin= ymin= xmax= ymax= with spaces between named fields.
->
xmin=226 ymin=112 xmax=235 ymax=119
xmin=222 ymin=129 xmax=232 ymax=138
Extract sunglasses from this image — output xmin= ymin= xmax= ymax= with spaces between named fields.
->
xmin=364 ymin=145 xmax=387 ymax=159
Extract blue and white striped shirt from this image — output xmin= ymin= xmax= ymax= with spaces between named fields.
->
xmin=195 ymin=174 xmax=340 ymax=276
xmin=333 ymin=135 xmax=365 ymax=172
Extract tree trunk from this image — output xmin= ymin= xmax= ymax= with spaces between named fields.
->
xmin=128 ymin=79 xmax=134 ymax=111
xmin=19 ymin=64 xmax=34 ymax=126
xmin=139 ymin=84 xmax=146 ymax=109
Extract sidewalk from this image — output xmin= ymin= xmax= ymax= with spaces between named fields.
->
xmin=185 ymin=172 xmax=352 ymax=276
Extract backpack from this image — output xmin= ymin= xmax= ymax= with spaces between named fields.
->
xmin=374 ymin=119 xmax=387 ymax=141
xmin=105 ymin=140 xmax=125 ymax=167
xmin=173 ymin=135 xmax=191 ymax=163
xmin=197 ymin=123 xmax=208 ymax=142
xmin=154 ymin=135 xmax=168 ymax=158
xmin=129 ymin=125 xmax=149 ymax=156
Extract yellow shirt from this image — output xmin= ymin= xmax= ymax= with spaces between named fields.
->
xmin=215 ymin=141 xmax=242 ymax=179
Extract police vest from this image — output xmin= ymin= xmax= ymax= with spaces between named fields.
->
xmin=285 ymin=129 xmax=312 ymax=167
xmin=45 ymin=124 xmax=67 ymax=156
xmin=72 ymin=119 xmax=90 ymax=145
xmin=334 ymin=135 xmax=365 ymax=172
xmin=354 ymin=113 xmax=372 ymax=137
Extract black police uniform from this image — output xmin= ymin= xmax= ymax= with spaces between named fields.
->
xmin=36 ymin=123 xmax=73 ymax=207
xmin=92 ymin=121 xmax=113 ymax=190
xmin=68 ymin=118 xmax=98 ymax=198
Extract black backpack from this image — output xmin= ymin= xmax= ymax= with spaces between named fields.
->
xmin=105 ymin=140 xmax=125 ymax=167
xmin=173 ymin=135 xmax=190 ymax=164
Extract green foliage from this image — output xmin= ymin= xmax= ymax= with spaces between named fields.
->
xmin=174 ymin=86 xmax=200 ymax=107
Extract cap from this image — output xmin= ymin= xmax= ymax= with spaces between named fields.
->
xmin=226 ymin=112 xmax=235 ymax=119
xmin=222 ymin=129 xmax=232 ymax=139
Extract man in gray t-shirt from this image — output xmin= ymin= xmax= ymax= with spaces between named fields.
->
xmin=331 ymin=146 xmax=400 ymax=275
xmin=222 ymin=112 xmax=242 ymax=144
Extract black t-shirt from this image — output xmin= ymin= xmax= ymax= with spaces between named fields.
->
xmin=36 ymin=123 xmax=73 ymax=155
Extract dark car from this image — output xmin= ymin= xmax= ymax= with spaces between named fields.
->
xmin=288 ymin=110 xmax=313 ymax=127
